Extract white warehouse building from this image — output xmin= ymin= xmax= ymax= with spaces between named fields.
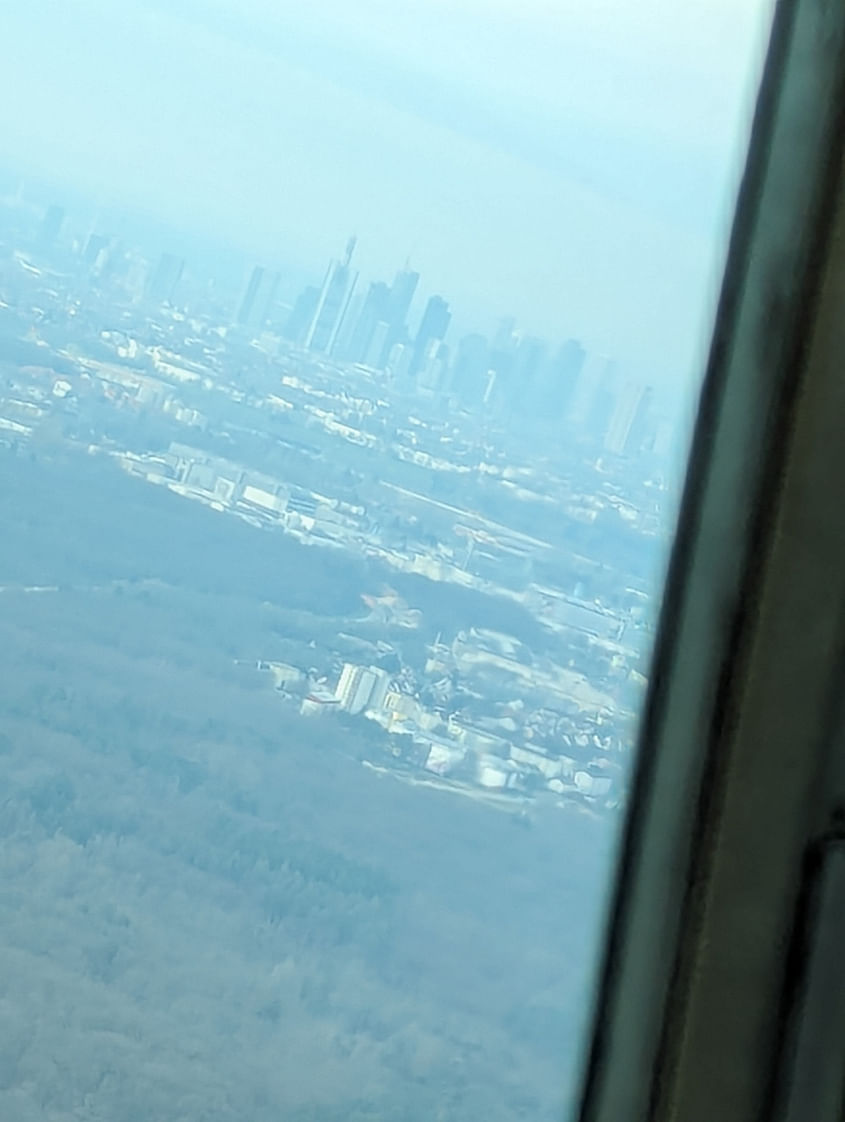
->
xmin=335 ymin=663 xmax=391 ymax=715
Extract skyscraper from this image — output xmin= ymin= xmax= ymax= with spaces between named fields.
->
xmin=305 ymin=236 xmax=359 ymax=355
xmin=145 ymin=253 xmax=185 ymax=305
xmin=571 ymin=356 xmax=618 ymax=445
xmin=417 ymin=341 xmax=451 ymax=393
xmin=493 ymin=316 xmax=517 ymax=353
xmin=386 ymin=342 xmax=414 ymax=380
xmin=386 ymin=266 xmax=419 ymax=328
xmin=344 ymin=281 xmax=391 ymax=364
xmin=605 ymin=384 xmax=656 ymax=456
xmin=332 ymin=288 xmax=366 ymax=358
xmin=510 ymin=335 xmax=547 ymax=411
xmin=487 ymin=324 xmax=517 ymax=406
xmin=237 ymin=266 xmax=280 ymax=331
xmin=283 ymin=285 xmax=321 ymax=345
xmin=365 ymin=321 xmax=392 ymax=369
xmin=82 ymin=233 xmax=113 ymax=279
xmin=409 ymin=295 xmax=451 ymax=380
xmin=534 ymin=338 xmax=586 ymax=420
xmin=377 ymin=266 xmax=420 ymax=365
xmin=451 ymin=333 xmax=490 ymax=405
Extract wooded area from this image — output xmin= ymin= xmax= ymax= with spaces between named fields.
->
xmin=0 ymin=448 xmax=613 ymax=1120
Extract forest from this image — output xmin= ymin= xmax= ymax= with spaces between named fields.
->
xmin=0 ymin=446 xmax=616 ymax=1121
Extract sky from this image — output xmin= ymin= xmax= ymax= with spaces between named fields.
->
xmin=1 ymin=0 xmax=773 ymax=383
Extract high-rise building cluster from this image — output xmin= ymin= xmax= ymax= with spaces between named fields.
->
xmin=272 ymin=236 xmax=659 ymax=456
xmin=44 ymin=197 xmax=663 ymax=461
xmin=281 ymin=238 xmax=438 ymax=382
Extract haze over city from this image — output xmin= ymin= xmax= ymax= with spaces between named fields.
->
xmin=1 ymin=0 xmax=771 ymax=382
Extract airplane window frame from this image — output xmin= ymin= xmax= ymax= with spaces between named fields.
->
xmin=575 ymin=0 xmax=845 ymax=1119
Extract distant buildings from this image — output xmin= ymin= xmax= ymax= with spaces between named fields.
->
xmin=275 ymin=245 xmax=661 ymax=471
xmin=451 ymin=333 xmax=490 ymax=405
xmin=535 ymin=338 xmax=586 ymax=420
xmin=408 ymin=295 xmax=451 ymax=380
xmin=164 ymin=442 xmax=290 ymax=513
xmin=283 ymin=285 xmax=321 ymax=345
xmin=145 ymin=253 xmax=185 ymax=306
xmin=304 ymin=236 xmax=359 ymax=354
xmin=237 ymin=266 xmax=280 ymax=331
xmin=83 ymin=233 xmax=111 ymax=271
xmin=0 ymin=198 xmax=665 ymax=819
xmin=334 ymin=263 xmax=421 ymax=369
xmin=446 ymin=329 xmax=589 ymax=423
xmin=343 ymin=280 xmax=391 ymax=364
xmin=378 ymin=266 xmax=420 ymax=365
xmin=605 ymin=383 xmax=655 ymax=456
xmin=508 ymin=335 xmax=547 ymax=412
xmin=569 ymin=355 xmax=618 ymax=443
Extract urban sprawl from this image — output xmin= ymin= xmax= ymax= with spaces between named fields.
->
xmin=0 ymin=198 xmax=681 ymax=815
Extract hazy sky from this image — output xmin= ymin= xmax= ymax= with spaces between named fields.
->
xmin=2 ymin=0 xmax=772 ymax=381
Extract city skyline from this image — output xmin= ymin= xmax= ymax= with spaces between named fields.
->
xmin=1 ymin=184 xmax=669 ymax=463
xmin=0 ymin=0 xmax=773 ymax=387
xmin=6 ymin=187 xmax=666 ymax=456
